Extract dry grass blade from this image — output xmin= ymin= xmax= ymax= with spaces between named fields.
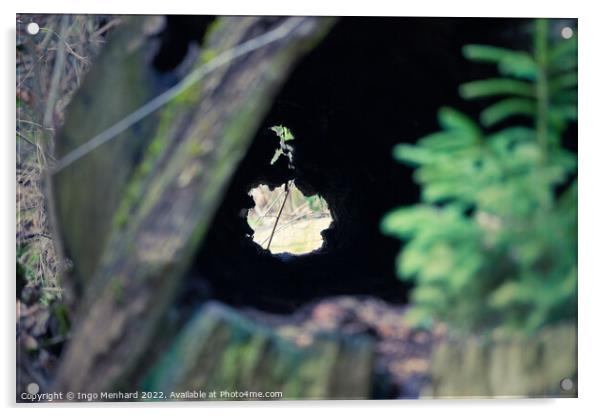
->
xmin=17 ymin=14 xmax=118 ymax=303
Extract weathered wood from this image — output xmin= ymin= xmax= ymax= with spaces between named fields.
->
xmin=143 ymin=302 xmax=374 ymax=400
xmin=51 ymin=16 xmax=166 ymax=290
xmin=422 ymin=324 xmax=577 ymax=398
xmin=52 ymin=16 xmax=336 ymax=394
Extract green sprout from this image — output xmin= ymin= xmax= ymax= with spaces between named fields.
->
xmin=269 ymin=125 xmax=295 ymax=166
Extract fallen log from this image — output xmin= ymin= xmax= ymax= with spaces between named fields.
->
xmin=143 ymin=301 xmax=374 ymax=400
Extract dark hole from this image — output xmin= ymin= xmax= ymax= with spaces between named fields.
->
xmin=184 ymin=17 xmax=540 ymax=314
xmin=152 ymin=15 xmax=216 ymax=73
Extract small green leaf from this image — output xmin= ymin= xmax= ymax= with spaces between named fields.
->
xmin=380 ymin=205 xmax=434 ymax=238
xmin=269 ymin=125 xmax=295 ymax=166
xmin=549 ymin=35 xmax=577 ymax=72
xmin=549 ymin=72 xmax=578 ymax=94
xmin=489 ymin=281 xmax=525 ymax=308
xmin=459 ymin=78 xmax=534 ymax=99
xmin=270 ymin=148 xmax=284 ymax=165
xmin=412 ymin=285 xmax=447 ymax=305
xmin=438 ymin=107 xmax=481 ymax=139
xmin=498 ymin=53 xmax=538 ymax=80
xmin=550 ymin=104 xmax=577 ymax=123
xmin=392 ymin=144 xmax=435 ymax=166
xmin=417 ymin=131 xmax=470 ymax=150
xmin=463 ymin=44 xmax=537 ymax=80
xmin=480 ymin=98 xmax=536 ymax=127
xmin=422 ymin=181 xmax=475 ymax=203
xmin=487 ymin=127 xmax=536 ymax=155
xmin=463 ymin=44 xmax=516 ymax=62
xmin=270 ymin=125 xmax=295 ymax=141
xmin=550 ymin=54 xmax=577 ymax=73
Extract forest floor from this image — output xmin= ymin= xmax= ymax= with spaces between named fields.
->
xmin=242 ymin=295 xmax=448 ymax=398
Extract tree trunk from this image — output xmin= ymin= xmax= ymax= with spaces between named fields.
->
xmin=51 ymin=15 xmax=337 ymax=395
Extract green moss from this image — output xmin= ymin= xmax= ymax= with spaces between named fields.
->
xmin=172 ymin=80 xmax=203 ymax=106
xmin=110 ymin=277 xmax=124 ymax=304
xmin=112 ymin=101 xmax=181 ymax=230
xmin=200 ymin=48 xmax=217 ymax=64
xmin=169 ymin=19 xmax=224 ymax=107
xmin=203 ymin=18 xmax=223 ymax=43
xmin=186 ymin=140 xmax=207 ymax=157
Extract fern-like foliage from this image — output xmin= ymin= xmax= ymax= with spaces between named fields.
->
xmin=381 ymin=19 xmax=577 ymax=334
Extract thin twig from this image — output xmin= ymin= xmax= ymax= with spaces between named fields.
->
xmin=92 ymin=18 xmax=122 ymax=38
xmin=252 ymin=186 xmax=288 ymax=223
xmin=17 ymin=119 xmax=55 ymax=131
xmin=258 ymin=200 xmax=312 ymax=245
xmin=51 ymin=16 xmax=307 ymax=174
xmin=16 ymin=131 xmax=39 ymax=149
xmin=43 ymin=15 xmax=69 ymax=130
xmin=266 ymin=180 xmax=291 ymax=251
xmin=40 ymin=26 xmax=88 ymax=64
xmin=16 ymin=54 xmax=46 ymax=90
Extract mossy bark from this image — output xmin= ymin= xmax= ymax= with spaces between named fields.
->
xmin=51 ymin=16 xmax=165 ymax=292
xmin=143 ymin=302 xmax=374 ymax=400
xmin=52 ymin=16 xmax=336 ymax=394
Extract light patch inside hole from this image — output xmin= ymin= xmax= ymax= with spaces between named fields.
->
xmin=246 ymin=181 xmax=332 ymax=255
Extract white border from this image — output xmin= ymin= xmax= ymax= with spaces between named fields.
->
xmin=3 ymin=1 xmax=601 ymax=415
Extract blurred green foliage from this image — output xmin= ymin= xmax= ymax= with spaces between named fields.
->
xmin=381 ymin=19 xmax=577 ymax=334
xmin=305 ymin=194 xmax=328 ymax=213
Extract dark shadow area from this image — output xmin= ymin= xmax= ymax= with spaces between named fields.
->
xmin=184 ymin=17 xmax=533 ymax=313
xmin=152 ymin=15 xmax=216 ymax=72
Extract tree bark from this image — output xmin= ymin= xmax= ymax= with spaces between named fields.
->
xmin=423 ymin=324 xmax=577 ymax=397
xmin=51 ymin=16 xmax=166 ymax=294
xmin=143 ymin=302 xmax=374 ymax=400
